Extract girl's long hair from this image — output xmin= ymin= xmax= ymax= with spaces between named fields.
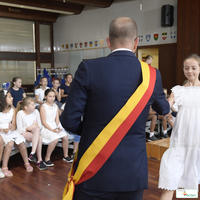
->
xmin=0 ymin=90 xmax=7 ymax=112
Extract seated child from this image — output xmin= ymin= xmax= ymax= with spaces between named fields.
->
xmin=51 ymin=78 xmax=62 ymax=109
xmin=40 ymin=89 xmax=73 ymax=166
xmin=8 ymin=77 xmax=26 ymax=108
xmin=35 ymin=77 xmax=49 ymax=111
xmin=0 ymin=90 xmax=33 ymax=177
xmin=16 ymin=97 xmax=47 ymax=170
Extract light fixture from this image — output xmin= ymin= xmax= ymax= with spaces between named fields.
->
xmin=0 ymin=2 xmax=74 ymax=15
xmin=140 ymin=0 xmax=142 ymax=11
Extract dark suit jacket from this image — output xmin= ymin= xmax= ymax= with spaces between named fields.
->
xmin=60 ymin=50 xmax=169 ymax=192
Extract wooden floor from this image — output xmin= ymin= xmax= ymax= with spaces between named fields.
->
xmin=0 ymin=146 xmax=198 ymax=200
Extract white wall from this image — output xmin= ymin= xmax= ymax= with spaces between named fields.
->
xmin=53 ymin=0 xmax=177 ymax=75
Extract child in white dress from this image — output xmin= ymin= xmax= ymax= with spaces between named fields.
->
xmin=0 ymin=90 xmax=33 ymax=177
xmin=16 ymin=97 xmax=47 ymax=170
xmin=40 ymin=89 xmax=73 ymax=166
xmin=159 ymin=54 xmax=200 ymax=200
xmin=35 ymin=77 xmax=49 ymax=110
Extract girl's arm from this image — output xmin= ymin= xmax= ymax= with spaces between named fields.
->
xmin=35 ymin=109 xmax=42 ymax=129
xmin=10 ymin=109 xmax=17 ymax=131
xmin=168 ymin=92 xmax=175 ymax=109
xmin=57 ymin=88 xmax=61 ymax=102
xmin=61 ymin=89 xmax=68 ymax=98
xmin=35 ymin=95 xmax=44 ymax=105
xmin=55 ymin=105 xmax=60 ymax=126
xmin=23 ymin=93 xmax=26 ymax=98
xmin=16 ymin=111 xmax=26 ymax=134
xmin=40 ymin=105 xmax=56 ymax=132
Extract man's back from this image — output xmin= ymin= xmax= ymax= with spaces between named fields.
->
xmin=61 ymin=50 xmax=169 ymax=192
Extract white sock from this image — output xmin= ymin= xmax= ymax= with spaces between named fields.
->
xmin=163 ymin=130 xmax=167 ymax=134
xmin=150 ymin=132 xmax=154 ymax=137
xmin=31 ymin=152 xmax=35 ymax=155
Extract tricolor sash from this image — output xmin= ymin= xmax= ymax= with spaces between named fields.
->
xmin=62 ymin=61 xmax=156 ymax=200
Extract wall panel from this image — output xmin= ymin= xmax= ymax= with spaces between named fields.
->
xmin=177 ymin=0 xmax=200 ymax=84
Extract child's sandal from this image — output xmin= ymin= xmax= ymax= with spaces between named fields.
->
xmin=24 ymin=163 xmax=33 ymax=172
xmin=2 ymin=167 xmax=13 ymax=177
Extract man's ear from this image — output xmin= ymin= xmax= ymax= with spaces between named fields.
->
xmin=106 ymin=37 xmax=111 ymax=50
xmin=133 ymin=37 xmax=139 ymax=53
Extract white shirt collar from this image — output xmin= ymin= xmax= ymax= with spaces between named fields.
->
xmin=112 ymin=48 xmax=132 ymax=53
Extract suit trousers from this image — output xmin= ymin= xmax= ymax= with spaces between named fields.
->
xmin=73 ymin=185 xmax=144 ymax=200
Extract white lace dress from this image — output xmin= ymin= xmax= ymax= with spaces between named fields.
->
xmin=40 ymin=103 xmax=69 ymax=143
xmin=17 ymin=109 xmax=42 ymax=134
xmin=159 ymin=85 xmax=200 ymax=190
xmin=0 ymin=108 xmax=25 ymax=145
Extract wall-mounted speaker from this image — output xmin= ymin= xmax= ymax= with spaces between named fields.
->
xmin=161 ymin=5 xmax=174 ymax=27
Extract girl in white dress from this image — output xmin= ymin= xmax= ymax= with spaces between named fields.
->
xmin=159 ymin=54 xmax=200 ymax=199
xmin=0 ymin=91 xmax=33 ymax=177
xmin=16 ymin=97 xmax=47 ymax=170
xmin=40 ymin=89 xmax=72 ymax=166
xmin=35 ymin=77 xmax=49 ymax=110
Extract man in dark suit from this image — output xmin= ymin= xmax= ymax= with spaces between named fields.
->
xmin=61 ymin=17 xmax=169 ymax=200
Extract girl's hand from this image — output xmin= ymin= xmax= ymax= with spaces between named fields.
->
xmin=32 ymin=120 xmax=38 ymax=127
xmin=166 ymin=113 xmax=173 ymax=121
xmin=27 ymin=121 xmax=38 ymax=132
xmin=3 ymin=128 xmax=9 ymax=134
xmin=53 ymin=127 xmax=62 ymax=133
xmin=9 ymin=123 xmax=14 ymax=131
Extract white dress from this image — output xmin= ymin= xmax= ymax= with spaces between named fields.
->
xmin=0 ymin=108 xmax=25 ymax=145
xmin=41 ymin=103 xmax=68 ymax=143
xmin=159 ymin=85 xmax=200 ymax=190
xmin=16 ymin=109 xmax=42 ymax=134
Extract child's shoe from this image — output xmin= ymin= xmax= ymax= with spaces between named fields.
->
xmin=44 ymin=160 xmax=54 ymax=167
xmin=2 ymin=167 xmax=13 ymax=177
xmin=37 ymin=161 xmax=47 ymax=170
xmin=161 ymin=132 xmax=169 ymax=138
xmin=28 ymin=153 xmax=37 ymax=163
xmin=0 ymin=168 xmax=5 ymax=178
xmin=63 ymin=156 xmax=73 ymax=163
xmin=25 ymin=163 xmax=33 ymax=172
xmin=71 ymin=152 xmax=76 ymax=160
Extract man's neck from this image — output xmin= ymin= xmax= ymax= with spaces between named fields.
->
xmin=112 ymin=48 xmax=133 ymax=53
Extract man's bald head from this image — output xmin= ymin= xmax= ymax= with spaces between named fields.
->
xmin=108 ymin=17 xmax=138 ymax=49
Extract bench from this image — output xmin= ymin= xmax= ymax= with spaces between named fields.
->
xmin=146 ymin=138 xmax=170 ymax=161
xmin=10 ymin=134 xmax=75 ymax=157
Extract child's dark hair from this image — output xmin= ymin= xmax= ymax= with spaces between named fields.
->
xmin=64 ymin=73 xmax=72 ymax=80
xmin=53 ymin=78 xmax=61 ymax=84
xmin=43 ymin=88 xmax=56 ymax=101
xmin=16 ymin=97 xmax=35 ymax=113
xmin=145 ymin=55 xmax=153 ymax=62
xmin=10 ymin=77 xmax=21 ymax=89
xmin=35 ymin=77 xmax=48 ymax=89
xmin=0 ymin=90 xmax=8 ymax=112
